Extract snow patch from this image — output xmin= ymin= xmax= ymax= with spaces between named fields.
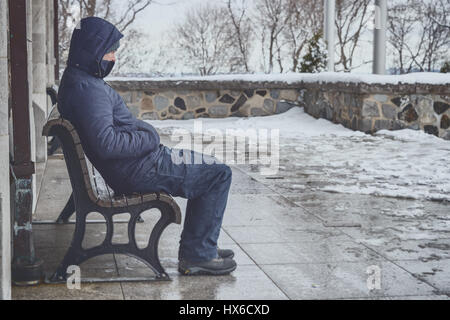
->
xmin=148 ymin=107 xmax=450 ymax=202
xmin=148 ymin=107 xmax=364 ymax=139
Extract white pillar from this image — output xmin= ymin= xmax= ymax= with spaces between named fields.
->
xmin=373 ymin=0 xmax=387 ymax=74
xmin=0 ymin=0 xmax=11 ymax=301
xmin=46 ymin=0 xmax=56 ymax=96
xmin=324 ymin=0 xmax=335 ymax=72
xmin=32 ymin=0 xmax=48 ymax=164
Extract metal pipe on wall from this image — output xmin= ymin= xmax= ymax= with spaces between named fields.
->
xmin=373 ymin=0 xmax=387 ymax=74
xmin=324 ymin=0 xmax=335 ymax=72
xmin=54 ymin=0 xmax=59 ymax=81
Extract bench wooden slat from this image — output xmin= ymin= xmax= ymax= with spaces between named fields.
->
xmin=42 ymin=119 xmax=63 ymax=136
xmin=70 ymin=129 xmax=81 ymax=144
xmin=124 ymin=194 xmax=143 ymax=206
xmin=75 ymin=144 xmax=85 ymax=160
xmin=141 ymin=193 xmax=158 ymax=203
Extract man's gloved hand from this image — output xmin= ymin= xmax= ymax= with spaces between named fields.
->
xmin=134 ymin=119 xmax=161 ymax=152
xmin=135 ymin=119 xmax=157 ymax=133
xmin=116 ymin=124 xmax=138 ymax=132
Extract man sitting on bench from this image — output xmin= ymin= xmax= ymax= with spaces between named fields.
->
xmin=57 ymin=17 xmax=236 ymax=276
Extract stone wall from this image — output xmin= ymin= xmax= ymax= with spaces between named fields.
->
xmin=110 ymin=86 xmax=299 ymax=121
xmin=299 ymin=82 xmax=450 ymax=140
xmin=108 ymin=75 xmax=450 ymax=140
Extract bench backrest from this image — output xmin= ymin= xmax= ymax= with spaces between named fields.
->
xmin=42 ymin=106 xmax=118 ymax=207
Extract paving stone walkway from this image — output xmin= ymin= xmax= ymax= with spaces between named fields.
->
xmin=12 ymin=134 xmax=450 ymax=300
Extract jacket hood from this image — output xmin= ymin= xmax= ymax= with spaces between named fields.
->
xmin=67 ymin=17 xmax=123 ymax=78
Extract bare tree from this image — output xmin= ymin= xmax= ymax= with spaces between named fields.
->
xmin=388 ymin=0 xmax=450 ymax=73
xmin=225 ymin=0 xmax=253 ymax=73
xmin=388 ymin=0 xmax=423 ymax=74
xmin=66 ymin=0 xmax=152 ymax=32
xmin=418 ymin=0 xmax=450 ymax=72
xmin=112 ymin=28 xmax=153 ymax=76
xmin=58 ymin=0 xmax=78 ymax=65
xmin=334 ymin=0 xmax=371 ymax=72
xmin=427 ymin=0 xmax=450 ymax=29
xmin=170 ymin=4 xmax=238 ymax=75
xmin=253 ymin=0 xmax=292 ymax=73
xmin=283 ymin=0 xmax=323 ymax=72
xmin=58 ymin=0 xmax=153 ymax=69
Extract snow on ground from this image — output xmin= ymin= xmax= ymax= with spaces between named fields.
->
xmin=149 ymin=106 xmax=364 ymax=138
xmin=147 ymin=107 xmax=450 ymax=202
xmin=108 ymin=71 xmax=450 ymax=85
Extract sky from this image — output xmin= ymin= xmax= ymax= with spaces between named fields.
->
xmin=133 ymin=0 xmax=225 ymax=37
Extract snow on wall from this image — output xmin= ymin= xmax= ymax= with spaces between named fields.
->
xmin=107 ymin=72 xmax=450 ymax=86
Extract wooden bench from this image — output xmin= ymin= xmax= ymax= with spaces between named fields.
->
xmin=42 ymin=107 xmax=181 ymax=283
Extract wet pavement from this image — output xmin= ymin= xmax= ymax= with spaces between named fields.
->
xmin=12 ymin=134 xmax=450 ymax=300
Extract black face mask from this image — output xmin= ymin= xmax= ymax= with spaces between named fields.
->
xmin=99 ymin=59 xmax=115 ymax=78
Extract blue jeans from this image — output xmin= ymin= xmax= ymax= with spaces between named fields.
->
xmin=134 ymin=146 xmax=232 ymax=262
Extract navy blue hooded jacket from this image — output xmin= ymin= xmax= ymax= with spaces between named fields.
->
xmin=58 ymin=17 xmax=163 ymax=195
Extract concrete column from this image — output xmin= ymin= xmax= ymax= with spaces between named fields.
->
xmin=46 ymin=0 xmax=56 ymax=99
xmin=0 ymin=0 xmax=11 ymax=300
xmin=324 ymin=0 xmax=335 ymax=72
xmin=32 ymin=0 xmax=47 ymax=165
xmin=373 ymin=0 xmax=387 ymax=74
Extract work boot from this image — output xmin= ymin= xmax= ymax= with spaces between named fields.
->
xmin=178 ymin=247 xmax=235 ymax=260
xmin=218 ymin=248 xmax=235 ymax=259
xmin=179 ymin=257 xmax=237 ymax=276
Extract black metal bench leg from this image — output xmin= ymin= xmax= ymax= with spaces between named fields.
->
xmin=49 ymin=203 xmax=175 ymax=283
xmin=50 ymin=209 xmax=87 ymax=282
xmin=128 ymin=205 xmax=173 ymax=280
xmin=56 ymin=193 xmax=75 ymax=224
xmin=48 ymin=136 xmax=62 ymax=156
xmin=144 ymin=211 xmax=172 ymax=280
